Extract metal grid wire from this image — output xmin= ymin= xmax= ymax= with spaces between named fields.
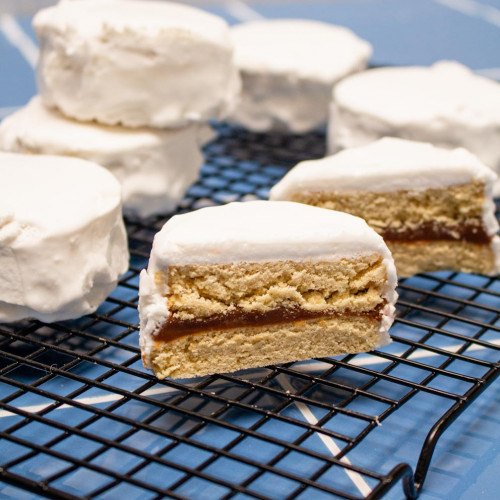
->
xmin=0 ymin=126 xmax=499 ymax=500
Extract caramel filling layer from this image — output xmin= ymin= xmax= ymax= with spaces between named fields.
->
xmin=382 ymin=222 xmax=490 ymax=244
xmin=153 ymin=304 xmax=385 ymax=343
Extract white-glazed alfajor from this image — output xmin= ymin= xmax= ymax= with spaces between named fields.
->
xmin=0 ymin=152 xmax=129 ymax=323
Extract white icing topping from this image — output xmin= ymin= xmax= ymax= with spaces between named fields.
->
xmin=229 ymin=19 xmax=371 ymax=133
xmin=0 ymin=97 xmax=206 ymax=217
xmin=149 ymin=201 xmax=395 ymax=267
xmin=273 ymin=137 xmax=497 ymax=192
xmin=231 ymin=20 xmax=372 ymax=82
xmin=0 ymin=152 xmax=129 ymax=322
xmin=139 ymin=201 xmax=397 ymax=361
xmin=46 ymin=0 xmax=228 ymax=41
xmin=329 ymin=61 xmax=500 ymax=194
xmin=34 ymin=0 xmax=241 ymax=128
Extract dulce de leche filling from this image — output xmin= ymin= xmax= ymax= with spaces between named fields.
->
xmin=152 ymin=303 xmax=385 ymax=343
xmin=381 ymin=221 xmax=491 ymax=244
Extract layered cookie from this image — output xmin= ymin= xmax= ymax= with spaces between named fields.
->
xmin=271 ymin=138 xmax=500 ymax=277
xmin=33 ymin=0 xmax=240 ymax=127
xmin=0 ymin=153 xmax=129 ymax=323
xmin=139 ymin=201 xmax=397 ymax=379
xmin=230 ymin=19 xmax=371 ymax=133
xmin=328 ymin=61 xmax=500 ymax=194
xmin=0 ymin=97 xmax=207 ymax=217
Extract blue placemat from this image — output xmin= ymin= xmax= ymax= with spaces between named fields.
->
xmin=1 ymin=2 xmax=499 ymax=499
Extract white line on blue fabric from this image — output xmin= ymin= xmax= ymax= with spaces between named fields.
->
xmin=0 ymin=385 xmax=179 ymax=419
xmin=1 ymin=339 xmax=498 ymax=419
xmin=225 ymin=0 xmax=264 ymax=22
xmin=0 ymin=13 xmax=38 ymax=68
xmin=294 ymin=338 xmax=500 ymax=372
xmin=434 ymin=0 xmax=500 ymax=27
xmin=276 ymin=374 xmax=373 ymax=498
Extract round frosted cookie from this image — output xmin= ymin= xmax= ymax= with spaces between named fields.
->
xmin=139 ymin=201 xmax=397 ymax=379
xmin=0 ymin=152 xmax=129 ymax=323
xmin=0 ymin=97 xmax=208 ymax=217
xmin=33 ymin=0 xmax=240 ymax=128
xmin=229 ymin=19 xmax=372 ymax=133
xmin=328 ymin=61 xmax=500 ymax=194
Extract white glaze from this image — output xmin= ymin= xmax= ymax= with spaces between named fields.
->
xmin=229 ymin=19 xmax=372 ymax=133
xmin=139 ymin=201 xmax=397 ymax=363
xmin=34 ymin=0 xmax=241 ymax=128
xmin=272 ymin=137 xmax=496 ymax=196
xmin=0 ymin=97 xmax=207 ymax=217
xmin=0 ymin=152 xmax=129 ymax=323
xmin=328 ymin=61 xmax=500 ymax=194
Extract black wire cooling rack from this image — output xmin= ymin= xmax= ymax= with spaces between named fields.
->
xmin=0 ymin=126 xmax=499 ymax=500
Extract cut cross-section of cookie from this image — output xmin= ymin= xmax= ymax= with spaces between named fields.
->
xmin=139 ymin=201 xmax=397 ymax=379
xmin=271 ymin=138 xmax=500 ymax=277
